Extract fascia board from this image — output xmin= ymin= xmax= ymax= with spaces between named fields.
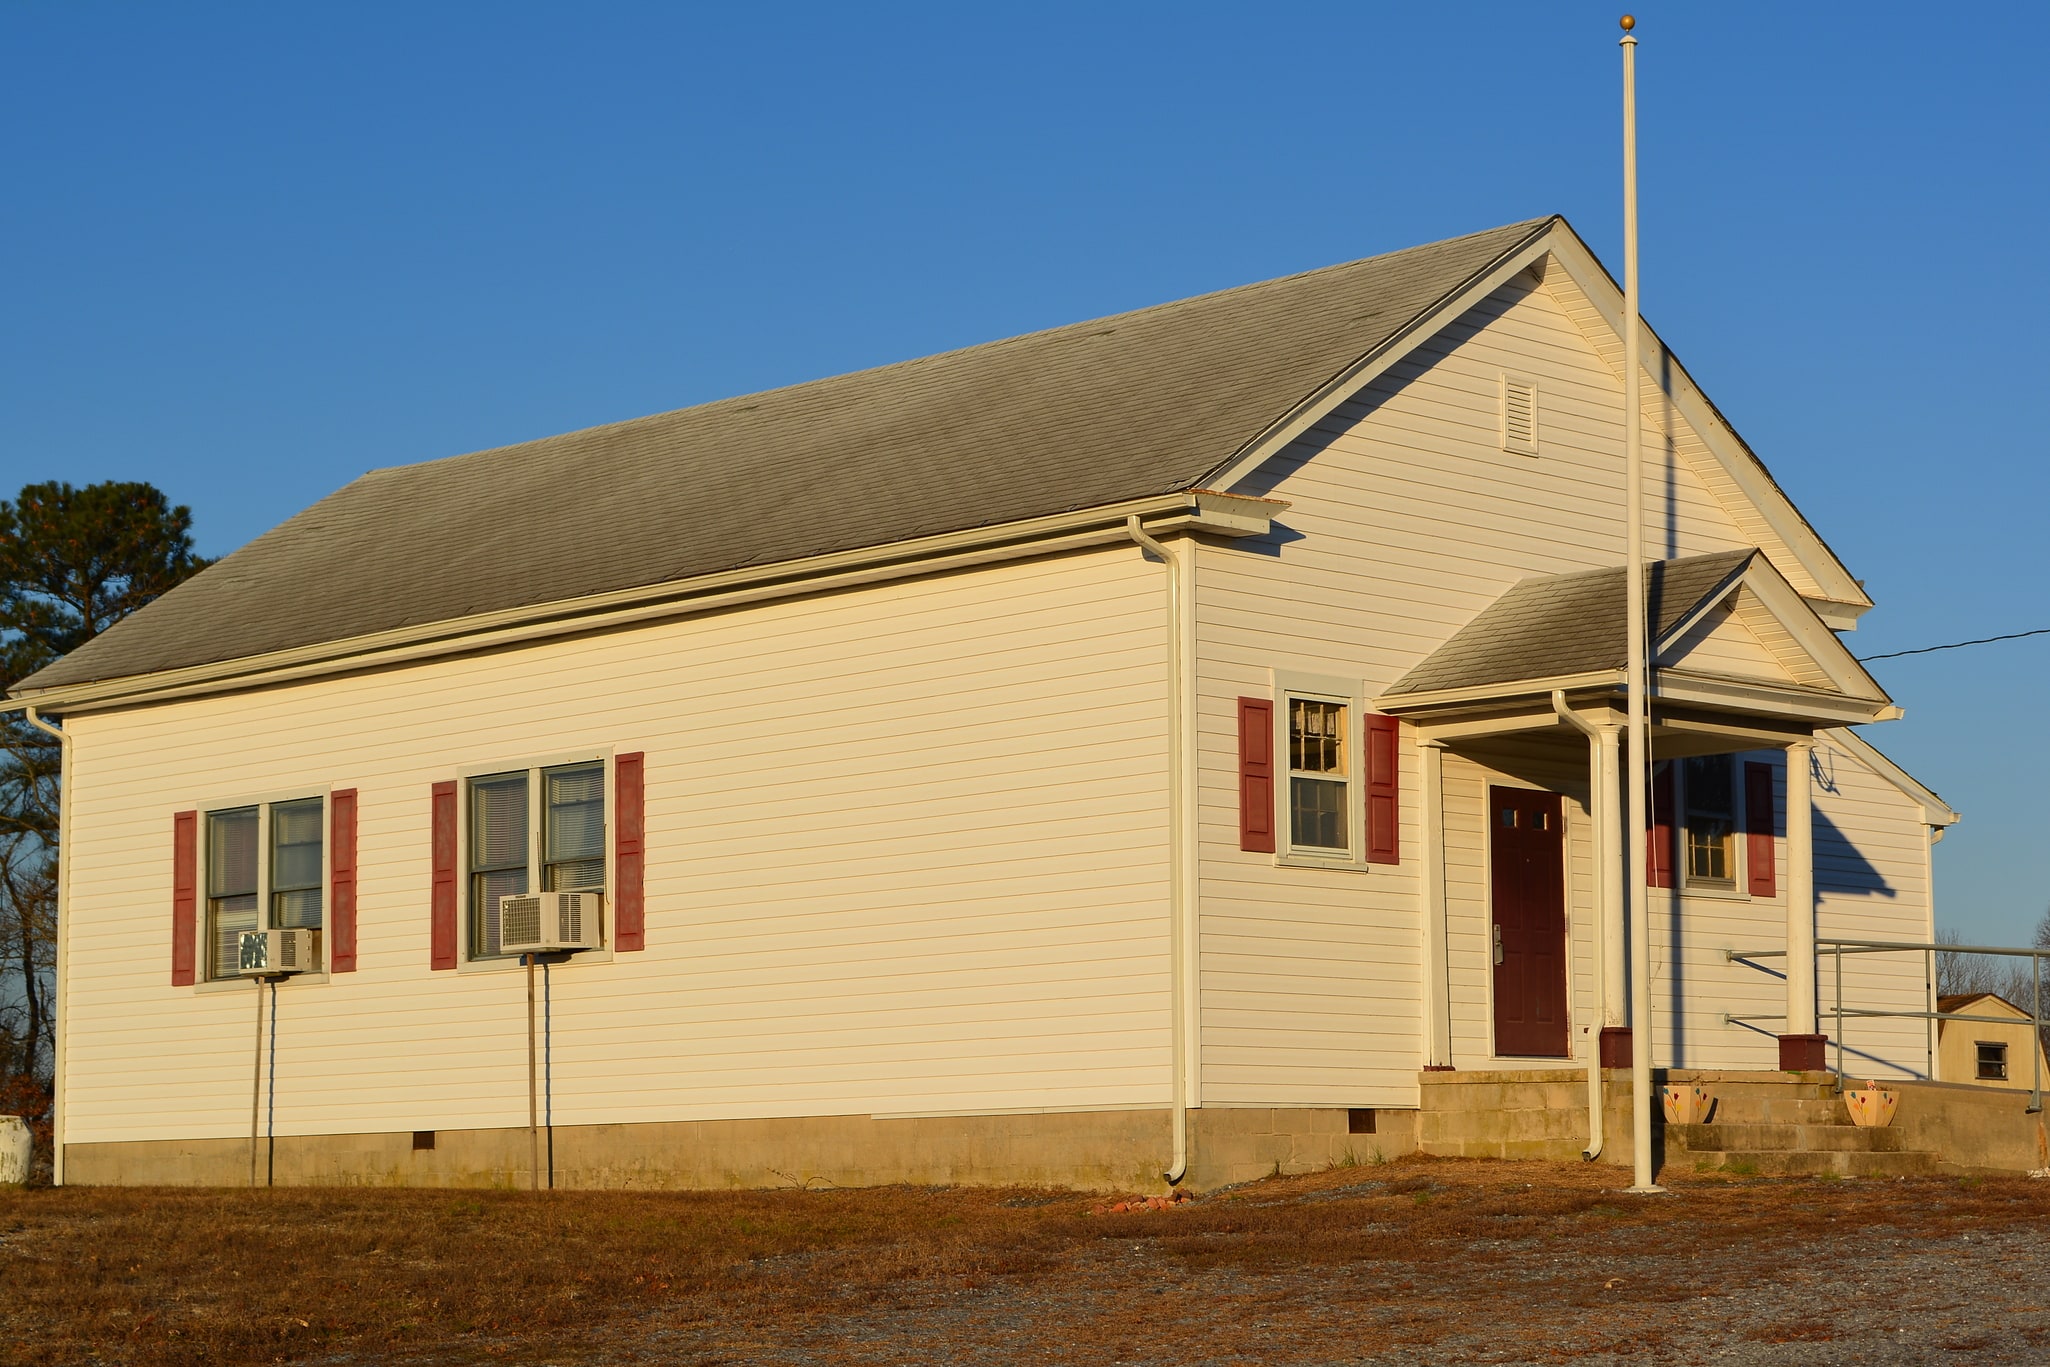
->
xmin=1652 ymin=671 xmax=1895 ymax=725
xmin=1653 ymin=553 xmax=1758 ymax=653
xmin=1735 ymin=561 xmax=1891 ymax=702
xmin=21 ymin=491 xmax=1274 ymax=714
xmin=1537 ymin=226 xmax=1873 ymax=619
xmin=1202 ymin=220 xmax=1560 ymax=493
xmin=1374 ymin=670 xmax=1622 ymax=712
xmin=1824 ymin=726 xmax=1961 ymax=826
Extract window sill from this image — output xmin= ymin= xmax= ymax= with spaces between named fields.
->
xmin=194 ymin=972 xmax=330 ymax=994
xmin=1673 ymin=881 xmax=1756 ymax=903
xmin=455 ymin=946 xmax=615 ymax=974
xmin=1273 ymin=851 xmax=1369 ymax=873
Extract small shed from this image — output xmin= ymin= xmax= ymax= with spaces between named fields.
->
xmin=1936 ymin=993 xmax=2050 ymax=1092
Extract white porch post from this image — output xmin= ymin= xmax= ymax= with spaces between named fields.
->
xmin=1420 ymin=739 xmax=1453 ymax=1069
xmin=1781 ymin=737 xmax=1822 ymax=1068
xmin=1597 ymin=724 xmax=1626 ymax=1033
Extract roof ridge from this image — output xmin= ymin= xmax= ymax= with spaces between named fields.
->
xmin=361 ymin=216 xmax=1562 ymax=482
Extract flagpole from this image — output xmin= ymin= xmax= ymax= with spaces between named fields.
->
xmin=1619 ymin=12 xmax=1662 ymax=1195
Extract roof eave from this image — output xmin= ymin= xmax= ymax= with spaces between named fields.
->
xmin=15 ymin=490 xmax=1286 ymax=715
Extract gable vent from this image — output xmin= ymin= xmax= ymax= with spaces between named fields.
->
xmin=1501 ymin=375 xmax=1539 ymax=455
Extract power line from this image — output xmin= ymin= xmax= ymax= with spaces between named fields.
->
xmin=1857 ymin=627 xmax=2050 ymax=663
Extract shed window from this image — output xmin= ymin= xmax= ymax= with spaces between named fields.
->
xmin=205 ymin=798 xmax=324 ymax=979
xmin=1977 ymin=1041 xmax=2008 ymax=1081
xmin=1287 ymin=698 xmax=1349 ymax=853
xmin=468 ymin=761 xmax=606 ymax=958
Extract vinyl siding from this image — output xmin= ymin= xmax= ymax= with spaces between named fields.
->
xmin=1196 ymin=269 xmax=1935 ymax=1100
xmin=61 ymin=546 xmax=1173 ymax=1145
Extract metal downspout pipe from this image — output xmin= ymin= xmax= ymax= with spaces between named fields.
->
xmin=1126 ymin=516 xmax=1192 ymax=1185
xmin=21 ymin=707 xmax=69 ymax=1186
xmin=1552 ymin=692 xmax=1605 ymax=1161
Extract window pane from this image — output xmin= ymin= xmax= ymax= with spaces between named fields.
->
xmin=1684 ymin=757 xmax=1733 ymax=815
xmin=207 ymin=809 xmax=258 ymax=899
xmin=472 ymin=867 xmax=528 ymax=957
xmin=1289 ymin=700 xmax=1346 ymax=775
xmin=210 ymin=894 xmax=258 ymax=978
xmin=545 ymin=764 xmax=606 ymax=864
xmin=273 ymin=887 xmax=323 ymax=930
xmin=470 ymin=773 xmax=529 ymax=872
xmin=271 ymin=797 xmax=324 ymax=894
xmin=546 ymin=858 xmax=605 ymax=892
xmin=1291 ymin=777 xmax=1346 ymax=850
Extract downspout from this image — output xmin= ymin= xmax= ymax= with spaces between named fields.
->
xmin=1551 ymin=692 xmax=1605 ymax=1161
xmin=1126 ymin=516 xmax=1191 ymax=1185
xmin=22 ymin=707 xmax=69 ymax=1186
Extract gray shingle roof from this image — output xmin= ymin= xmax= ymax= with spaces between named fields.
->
xmin=1383 ymin=550 xmax=1758 ymax=697
xmin=20 ymin=217 xmax=1554 ymax=694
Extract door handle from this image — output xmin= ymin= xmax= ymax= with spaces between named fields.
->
xmin=1493 ymin=924 xmax=1504 ymax=966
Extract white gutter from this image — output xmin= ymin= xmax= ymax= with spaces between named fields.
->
xmin=1125 ymin=515 xmax=1193 ymax=1186
xmin=19 ymin=707 xmax=68 ymax=1186
xmin=1552 ymin=691 xmax=1605 ymax=1162
xmin=19 ymin=491 xmax=1284 ymax=716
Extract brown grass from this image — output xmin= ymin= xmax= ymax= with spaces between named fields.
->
xmin=2 ymin=1158 xmax=2046 ymax=1365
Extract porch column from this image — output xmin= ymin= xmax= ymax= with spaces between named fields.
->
xmin=1420 ymin=739 xmax=1453 ymax=1069
xmin=1780 ymin=737 xmax=1825 ymax=1069
xmin=1595 ymin=725 xmax=1631 ymax=1065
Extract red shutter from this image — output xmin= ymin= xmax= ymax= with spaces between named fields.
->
xmin=1647 ymin=763 xmax=1676 ymax=890
xmin=430 ymin=781 xmax=458 ymax=970
xmin=1364 ymin=713 xmax=1400 ymax=865
xmin=329 ymin=789 xmax=358 ymax=973
xmin=1238 ymin=698 xmax=1275 ymax=853
xmin=1745 ymin=761 xmax=1777 ymax=898
xmin=171 ymin=810 xmax=198 ymax=986
xmin=613 ymin=751 xmax=646 ymax=952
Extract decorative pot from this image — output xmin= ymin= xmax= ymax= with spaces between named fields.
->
xmin=0 ymin=1117 xmax=30 ymax=1185
xmin=1844 ymin=1081 xmax=1898 ymax=1128
xmin=1661 ymin=1085 xmax=1713 ymax=1125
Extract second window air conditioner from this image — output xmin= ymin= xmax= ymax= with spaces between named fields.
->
xmin=238 ymin=927 xmax=316 ymax=976
xmin=498 ymin=890 xmax=602 ymax=955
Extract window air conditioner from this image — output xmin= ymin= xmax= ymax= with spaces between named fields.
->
xmin=238 ymin=927 xmax=316 ymax=976
xmin=498 ymin=891 xmax=601 ymax=955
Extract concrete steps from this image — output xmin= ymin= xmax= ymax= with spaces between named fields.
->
xmin=1416 ymin=1068 xmax=1951 ymax=1177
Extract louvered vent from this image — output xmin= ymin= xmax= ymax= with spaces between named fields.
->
xmin=1501 ymin=375 xmax=1538 ymax=455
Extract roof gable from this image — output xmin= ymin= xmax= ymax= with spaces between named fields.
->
xmin=1382 ymin=550 xmax=1888 ymax=710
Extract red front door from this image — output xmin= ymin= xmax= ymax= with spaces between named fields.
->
xmin=1490 ymin=786 xmax=1570 ymax=1058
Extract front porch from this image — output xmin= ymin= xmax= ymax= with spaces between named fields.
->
xmin=1379 ymin=551 xmax=1916 ymax=1079
xmin=1416 ymin=1066 xmax=2049 ymax=1178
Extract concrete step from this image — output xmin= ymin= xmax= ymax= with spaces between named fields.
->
xmin=1668 ymin=1122 xmax=1913 ymax=1154
xmin=1692 ymin=1099 xmax=1844 ymax=1127
xmin=1678 ymin=1147 xmax=1946 ymax=1179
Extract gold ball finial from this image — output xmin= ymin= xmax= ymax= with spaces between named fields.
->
xmin=1619 ymin=14 xmax=1635 ymax=30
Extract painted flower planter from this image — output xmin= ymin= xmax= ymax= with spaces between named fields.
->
xmin=1844 ymin=1081 xmax=1899 ymax=1128
xmin=1660 ymin=1085 xmax=1714 ymax=1125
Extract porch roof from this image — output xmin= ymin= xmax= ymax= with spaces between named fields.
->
xmin=1377 ymin=550 xmax=1894 ymax=729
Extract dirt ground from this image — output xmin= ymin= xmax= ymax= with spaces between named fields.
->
xmin=5 ymin=1157 xmax=2049 ymax=1366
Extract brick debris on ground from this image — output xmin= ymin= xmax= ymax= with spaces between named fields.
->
xmin=3 ymin=1158 xmax=2048 ymax=1366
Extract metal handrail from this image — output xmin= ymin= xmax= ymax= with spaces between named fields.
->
xmin=1727 ymin=936 xmax=2046 ymax=1115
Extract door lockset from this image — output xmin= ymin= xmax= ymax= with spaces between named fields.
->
xmin=1493 ymin=924 xmax=1504 ymax=966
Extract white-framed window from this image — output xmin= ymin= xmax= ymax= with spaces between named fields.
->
xmin=1272 ymin=672 xmax=1364 ymax=864
xmin=205 ymin=796 xmax=325 ymax=980
xmin=1680 ymin=754 xmax=1737 ymax=887
xmin=466 ymin=759 xmax=607 ymax=959
xmin=1288 ymin=696 xmax=1349 ymax=853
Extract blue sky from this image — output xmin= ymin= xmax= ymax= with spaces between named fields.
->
xmin=4 ymin=3 xmax=2045 ymax=940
